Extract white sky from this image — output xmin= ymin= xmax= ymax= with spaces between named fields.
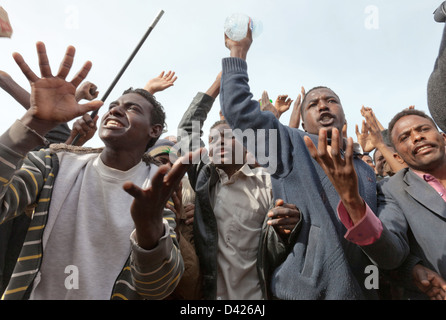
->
xmin=0 ymin=0 xmax=444 ymax=148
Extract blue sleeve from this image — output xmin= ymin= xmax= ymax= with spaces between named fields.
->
xmin=220 ymin=57 xmax=297 ymax=177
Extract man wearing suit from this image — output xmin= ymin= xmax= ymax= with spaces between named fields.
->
xmin=305 ymin=108 xmax=446 ymax=299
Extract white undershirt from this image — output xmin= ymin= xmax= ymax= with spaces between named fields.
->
xmin=30 ymin=152 xmax=153 ymax=300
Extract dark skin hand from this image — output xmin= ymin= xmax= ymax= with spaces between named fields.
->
xmin=13 ymin=42 xmax=102 ymax=138
xmin=412 ymin=264 xmax=446 ymax=300
xmin=267 ymin=199 xmax=301 ymax=239
xmin=304 ymin=127 xmax=366 ymax=224
xmin=64 ymin=113 xmax=99 ymax=146
xmin=123 ymin=149 xmax=202 ymax=250
xmin=224 ymin=23 xmax=253 ymax=60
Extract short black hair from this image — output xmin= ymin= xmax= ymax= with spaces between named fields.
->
xmin=300 ymin=86 xmax=341 ymax=120
xmin=122 ymin=87 xmax=166 ymax=149
xmin=210 ymin=119 xmax=228 ymax=130
xmin=388 ymin=109 xmax=438 ymax=148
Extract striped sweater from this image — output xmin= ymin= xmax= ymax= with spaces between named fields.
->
xmin=0 ymin=121 xmax=184 ymax=300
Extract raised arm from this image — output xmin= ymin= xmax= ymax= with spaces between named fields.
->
xmin=428 ymin=23 xmax=446 ymax=133
xmin=177 ymin=72 xmax=221 ymax=154
xmin=289 ymin=87 xmax=305 ymax=129
xmin=144 ymin=71 xmax=178 ymax=95
xmin=10 ymin=42 xmax=102 ymax=154
xmin=360 ymin=106 xmax=407 ymax=174
xmin=0 ymin=70 xmax=32 ymax=109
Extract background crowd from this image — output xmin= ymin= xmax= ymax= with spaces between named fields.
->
xmin=0 ymin=1 xmax=445 ymax=301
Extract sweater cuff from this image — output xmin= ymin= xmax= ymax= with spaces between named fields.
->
xmin=222 ymin=57 xmax=248 ymax=73
xmin=129 ymin=219 xmax=173 ymax=272
xmin=0 ymin=119 xmax=48 ymax=156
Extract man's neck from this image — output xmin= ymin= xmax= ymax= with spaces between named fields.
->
xmin=218 ymin=163 xmax=244 ymax=179
xmin=411 ymin=162 xmax=446 ymax=187
xmin=100 ymin=147 xmax=144 ymax=171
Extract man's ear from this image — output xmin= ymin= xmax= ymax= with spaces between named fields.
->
xmin=149 ymin=124 xmax=164 ymax=139
xmin=393 ymin=152 xmax=405 ymax=165
xmin=301 ymin=121 xmax=306 ymax=131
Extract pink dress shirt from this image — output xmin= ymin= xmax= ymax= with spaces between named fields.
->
xmin=337 ymin=171 xmax=446 ymax=245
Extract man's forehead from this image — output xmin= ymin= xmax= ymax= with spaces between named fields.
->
xmin=306 ymin=88 xmax=338 ymax=100
xmin=210 ymin=123 xmax=231 ymax=132
xmin=393 ymin=115 xmax=436 ymax=135
xmin=116 ymin=92 xmax=153 ymax=108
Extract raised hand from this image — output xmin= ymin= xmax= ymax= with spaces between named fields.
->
xmin=75 ymin=81 xmax=99 ymax=102
xmin=224 ymin=25 xmax=253 ymax=60
xmin=361 ymin=106 xmax=386 ymax=149
xmin=304 ymin=128 xmax=366 ymax=224
xmin=144 ymin=71 xmax=178 ymax=94
xmin=289 ymin=86 xmax=305 ymax=129
xmin=274 ymin=94 xmax=293 ymax=117
xmin=14 ymin=42 xmax=102 ymax=136
xmin=64 ymin=113 xmax=99 ymax=146
xmin=355 ymin=120 xmax=374 ymax=153
xmin=123 ymin=149 xmax=202 ymax=250
xmin=260 ymin=90 xmax=280 ymax=119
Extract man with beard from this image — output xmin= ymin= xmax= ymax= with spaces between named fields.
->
xmin=306 ymin=108 xmax=446 ymax=300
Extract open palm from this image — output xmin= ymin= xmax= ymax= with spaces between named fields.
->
xmin=13 ymin=42 xmax=102 ymax=133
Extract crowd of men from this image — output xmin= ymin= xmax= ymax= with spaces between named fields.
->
xmin=0 ymin=2 xmax=446 ymax=301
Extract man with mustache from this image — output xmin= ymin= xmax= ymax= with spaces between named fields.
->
xmin=305 ymin=108 xmax=446 ymax=299
xmin=0 ymin=42 xmax=188 ymax=300
xmin=220 ymin=29 xmax=378 ymax=299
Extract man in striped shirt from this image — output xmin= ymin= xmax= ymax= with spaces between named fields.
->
xmin=0 ymin=42 xmax=187 ymax=300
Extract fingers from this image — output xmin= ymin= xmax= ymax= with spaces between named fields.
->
xmin=152 ymin=164 xmax=172 ymax=190
xmin=304 ymin=135 xmax=318 ymax=160
xmin=267 ymin=202 xmax=300 ymax=233
xmin=294 ymin=93 xmax=302 ymax=107
xmin=122 ymin=181 xmax=145 ymax=199
xmin=70 ymin=60 xmax=93 ymax=88
xmin=15 ymin=42 xmax=92 ymax=90
xmin=262 ymin=90 xmax=269 ymax=103
xmin=316 ymin=128 xmax=330 ymax=163
xmin=163 ymin=150 xmax=199 ymax=188
xmin=164 ymin=70 xmax=177 ymax=82
xmin=36 ymin=42 xmax=53 ymax=78
xmin=56 ymin=45 xmax=76 ymax=79
xmin=78 ymin=100 xmax=103 ymax=116
xmin=13 ymin=52 xmax=39 ymax=83
xmin=72 ymin=114 xmax=97 ymax=136
xmin=344 ymin=137 xmax=355 ymax=168
xmin=330 ymin=128 xmax=341 ymax=159
xmin=355 ymin=124 xmax=360 ymax=137
xmin=86 ymin=82 xmax=99 ymax=99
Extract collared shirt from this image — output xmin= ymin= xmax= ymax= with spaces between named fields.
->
xmin=210 ymin=163 xmax=273 ymax=300
xmin=413 ymin=170 xmax=446 ymax=201
xmin=338 ymin=169 xmax=446 ymax=245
